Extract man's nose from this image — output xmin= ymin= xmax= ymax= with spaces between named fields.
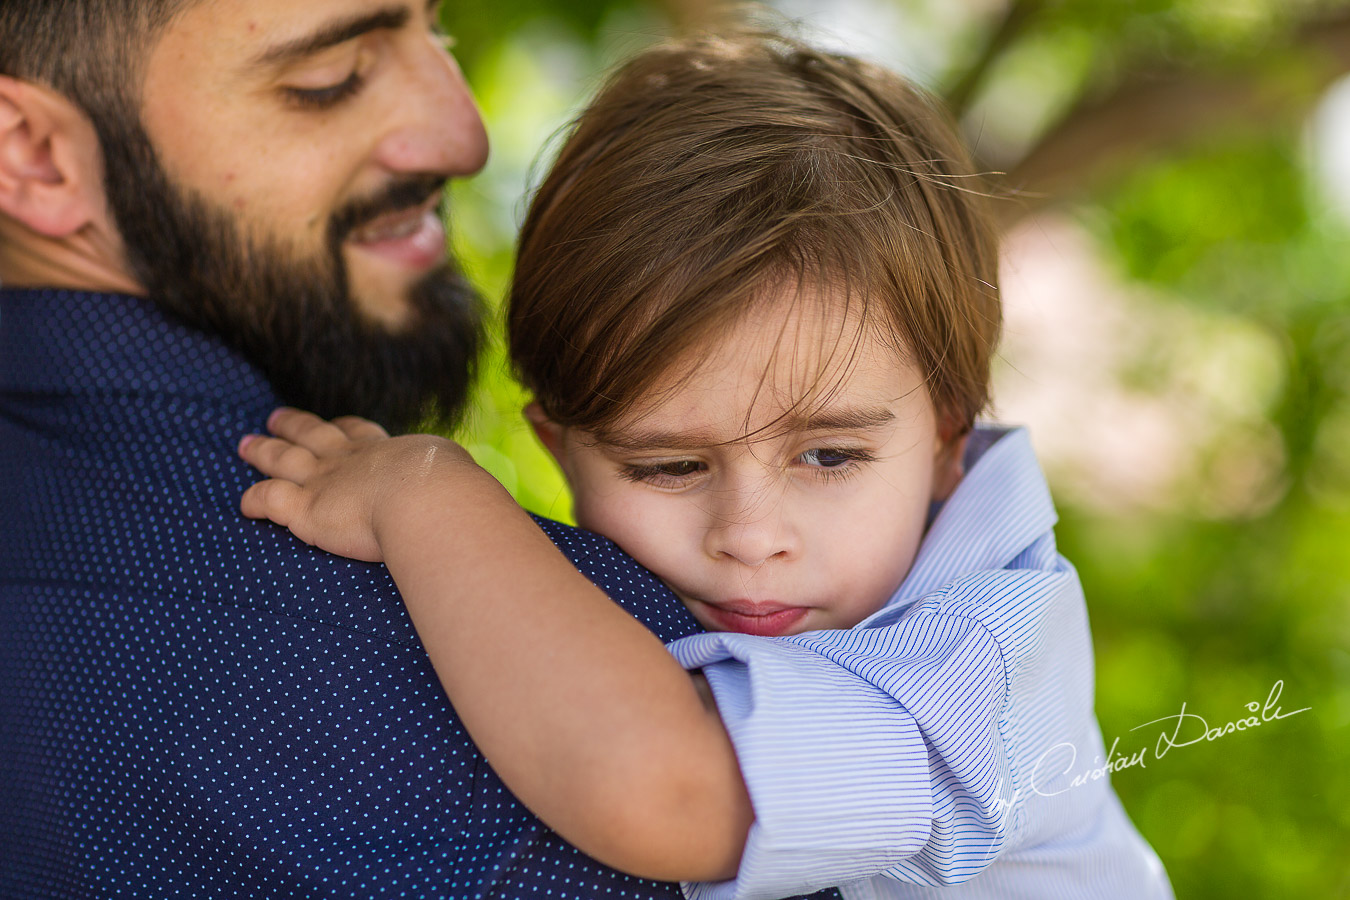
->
xmin=703 ymin=486 xmax=798 ymax=568
xmin=373 ymin=36 xmax=489 ymax=178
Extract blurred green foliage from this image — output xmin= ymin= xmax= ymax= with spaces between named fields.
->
xmin=1082 ymin=123 xmax=1350 ymax=896
xmin=441 ymin=1 xmax=1350 ymax=895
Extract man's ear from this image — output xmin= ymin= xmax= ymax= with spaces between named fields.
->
xmin=0 ymin=75 xmax=106 ymax=238
xmin=931 ymin=421 xmax=971 ymax=502
xmin=524 ymin=402 xmax=570 ymax=473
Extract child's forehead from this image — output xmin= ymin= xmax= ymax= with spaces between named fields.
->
xmin=598 ymin=294 xmax=927 ymax=445
xmin=672 ymin=286 xmax=906 ymax=387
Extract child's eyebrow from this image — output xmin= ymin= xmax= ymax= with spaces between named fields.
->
xmin=600 ymin=407 xmax=896 ymax=452
xmin=598 ymin=428 xmax=724 ymax=453
xmin=796 ymin=407 xmax=897 ymax=433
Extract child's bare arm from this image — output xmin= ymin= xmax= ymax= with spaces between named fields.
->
xmin=238 ymin=408 xmax=751 ymax=882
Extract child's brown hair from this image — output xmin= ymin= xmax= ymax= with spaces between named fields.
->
xmin=509 ymin=29 xmax=1000 ymax=440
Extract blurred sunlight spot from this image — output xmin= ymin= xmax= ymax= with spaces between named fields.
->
xmin=472 ymin=24 xmax=593 ymax=244
xmin=994 ymin=214 xmax=1287 ymax=516
xmin=767 ymin=0 xmax=964 ymax=85
xmin=1179 ymin=0 xmax=1280 ymax=44
xmin=1307 ymin=73 xmax=1350 ymax=225
xmin=962 ymin=28 xmax=1097 ymax=169
xmin=1309 ymin=399 xmax=1350 ymax=506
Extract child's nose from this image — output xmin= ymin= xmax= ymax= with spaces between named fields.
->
xmin=703 ymin=492 xmax=798 ymax=568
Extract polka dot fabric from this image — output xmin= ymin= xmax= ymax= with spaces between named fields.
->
xmin=0 ymin=290 xmax=841 ymax=900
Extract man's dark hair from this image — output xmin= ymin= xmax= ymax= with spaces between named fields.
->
xmin=0 ymin=1 xmax=194 ymax=118
xmin=0 ymin=2 xmax=199 ymax=248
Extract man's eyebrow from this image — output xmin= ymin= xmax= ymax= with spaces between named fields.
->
xmin=253 ymin=7 xmax=411 ymax=68
xmin=597 ymin=407 xmax=896 ymax=452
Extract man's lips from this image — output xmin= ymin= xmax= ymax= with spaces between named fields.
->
xmin=346 ymin=193 xmax=446 ymax=269
xmin=699 ymin=600 xmax=809 ymax=637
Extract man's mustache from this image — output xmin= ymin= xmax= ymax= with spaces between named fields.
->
xmin=328 ymin=174 xmax=448 ymax=244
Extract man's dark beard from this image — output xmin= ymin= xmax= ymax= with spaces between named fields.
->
xmin=92 ymin=109 xmax=483 ymax=434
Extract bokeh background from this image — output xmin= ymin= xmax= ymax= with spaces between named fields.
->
xmin=438 ymin=1 xmax=1350 ymax=895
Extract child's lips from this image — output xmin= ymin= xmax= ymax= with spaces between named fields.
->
xmin=700 ymin=600 xmax=809 ymax=636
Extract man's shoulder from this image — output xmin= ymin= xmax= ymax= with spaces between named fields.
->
xmin=0 ymin=383 xmax=419 ymax=648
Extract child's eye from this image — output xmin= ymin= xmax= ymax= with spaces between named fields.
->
xmin=799 ymin=448 xmax=856 ymax=468
xmin=798 ymin=447 xmax=874 ymax=480
xmin=619 ymin=460 xmax=706 ymax=485
xmin=285 ymin=71 xmax=366 ymax=110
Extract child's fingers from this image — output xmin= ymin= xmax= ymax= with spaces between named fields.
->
xmin=331 ymin=416 xmax=389 ymax=442
xmin=241 ymin=477 xmax=383 ymax=562
xmin=238 ymin=433 xmax=319 ymax=484
xmin=266 ymin=407 xmax=352 ymax=454
xmin=239 ymin=478 xmax=308 ymax=531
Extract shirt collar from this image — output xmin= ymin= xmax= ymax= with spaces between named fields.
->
xmin=0 ymin=288 xmax=275 ymax=411
xmin=881 ymin=425 xmax=1059 ymax=612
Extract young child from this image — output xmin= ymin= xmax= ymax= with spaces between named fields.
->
xmin=239 ymin=31 xmax=1172 ymax=899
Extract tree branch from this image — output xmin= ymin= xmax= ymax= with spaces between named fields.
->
xmin=944 ymin=0 xmax=1045 ymax=117
xmin=990 ymin=8 xmax=1350 ymax=227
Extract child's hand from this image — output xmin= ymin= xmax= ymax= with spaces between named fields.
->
xmin=238 ymin=407 xmax=474 ymax=562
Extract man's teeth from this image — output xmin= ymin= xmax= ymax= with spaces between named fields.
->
xmin=352 ymin=212 xmax=425 ymax=243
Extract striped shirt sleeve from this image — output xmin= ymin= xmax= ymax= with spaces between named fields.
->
xmin=670 ymin=574 xmax=1044 ymax=900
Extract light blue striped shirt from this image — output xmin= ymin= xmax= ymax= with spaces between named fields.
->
xmin=668 ymin=427 xmax=1173 ymax=900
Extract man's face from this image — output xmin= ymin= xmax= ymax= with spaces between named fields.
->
xmin=100 ymin=0 xmax=490 ymax=430
xmin=139 ymin=0 xmax=487 ymax=325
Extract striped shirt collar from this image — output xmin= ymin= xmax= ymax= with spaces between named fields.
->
xmin=877 ymin=426 xmax=1058 ymax=616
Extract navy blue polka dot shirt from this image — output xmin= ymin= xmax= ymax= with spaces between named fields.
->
xmin=0 ymin=289 xmax=841 ymax=900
